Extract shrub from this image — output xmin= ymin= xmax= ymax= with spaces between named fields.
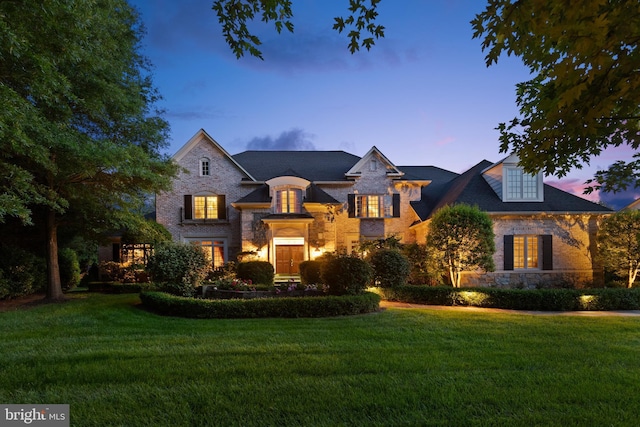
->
xmin=237 ymin=261 xmax=274 ymax=285
xmin=369 ymin=249 xmax=410 ymax=288
xmin=59 ymin=248 xmax=81 ymax=291
xmin=299 ymin=260 xmax=323 ymax=285
xmin=146 ymin=242 xmax=209 ymax=297
xmin=401 ymin=243 xmax=442 ymax=286
xmin=320 ymin=253 xmax=373 ymax=295
xmin=140 ymin=291 xmax=381 ymax=318
xmin=0 ymin=245 xmax=46 ymax=299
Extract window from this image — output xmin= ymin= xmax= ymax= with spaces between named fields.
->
xmin=506 ymin=168 xmax=539 ymax=200
xmin=188 ymin=239 xmax=225 ymax=269
xmin=120 ymin=243 xmax=153 ymax=266
xmin=275 ymin=188 xmax=302 ymax=213
xmin=504 ymin=235 xmax=552 ymax=270
xmin=194 ymin=196 xmax=218 ymax=219
xmin=200 ymin=158 xmax=210 ymax=176
xmin=513 ymin=236 xmax=538 ymax=269
xmin=183 ymin=194 xmax=226 ymax=220
xmin=350 ymin=194 xmax=399 ymax=218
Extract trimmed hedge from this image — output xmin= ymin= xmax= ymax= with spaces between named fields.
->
xmin=140 ymin=291 xmax=381 ymax=318
xmin=378 ymin=286 xmax=640 ymax=311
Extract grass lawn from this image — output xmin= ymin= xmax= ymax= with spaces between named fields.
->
xmin=1 ymin=293 xmax=640 ymax=426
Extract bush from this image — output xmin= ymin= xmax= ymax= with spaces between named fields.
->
xmin=378 ymin=286 xmax=640 ymax=311
xmin=0 ymin=245 xmax=46 ymax=300
xmin=320 ymin=253 xmax=373 ymax=295
xmin=299 ymin=260 xmax=323 ymax=285
xmin=401 ymin=243 xmax=442 ymax=286
xmin=59 ymin=248 xmax=81 ymax=291
xmin=87 ymin=282 xmax=157 ymax=293
xmin=140 ymin=291 xmax=381 ymax=318
xmin=236 ymin=261 xmax=274 ymax=285
xmin=147 ymin=242 xmax=209 ymax=297
xmin=369 ymin=249 xmax=410 ymax=288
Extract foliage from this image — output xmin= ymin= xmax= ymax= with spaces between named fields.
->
xmin=58 ymin=248 xmax=81 ymax=292
xmin=368 ymin=249 xmax=410 ymax=288
xmin=212 ymin=0 xmax=384 ymax=59
xmin=0 ymin=0 xmax=178 ymax=299
xmin=98 ymin=261 xmax=149 ymax=284
xmin=0 ymin=245 xmax=46 ymax=300
xmin=320 ymin=252 xmax=373 ymax=295
xmin=146 ymin=243 xmax=209 ymax=296
xmin=472 ymin=1 xmax=640 ymax=192
xmin=299 ymin=260 xmax=323 ymax=285
xmin=356 ymin=235 xmax=402 ymax=254
xmin=379 ymin=285 xmax=640 ymax=311
xmin=207 ymin=262 xmax=238 ymax=281
xmin=140 ymin=291 xmax=380 ymax=318
xmin=597 ymin=210 xmax=640 ymax=288
xmin=236 ymin=261 xmax=274 ymax=285
xmin=86 ymin=282 xmax=157 ymax=294
xmin=426 ymin=204 xmax=495 ymax=287
xmin=401 ymin=243 xmax=442 ymax=286
xmin=121 ymin=220 xmax=172 ymax=245
xmin=211 ymin=277 xmax=255 ymax=291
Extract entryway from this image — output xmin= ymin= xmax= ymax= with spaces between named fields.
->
xmin=275 ymin=245 xmax=304 ymax=275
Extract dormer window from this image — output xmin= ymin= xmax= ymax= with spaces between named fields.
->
xmin=200 ymin=158 xmax=210 ymax=176
xmin=505 ymin=167 xmax=542 ymax=201
xmin=275 ymin=188 xmax=302 ymax=213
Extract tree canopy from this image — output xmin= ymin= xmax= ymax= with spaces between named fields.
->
xmin=426 ymin=204 xmax=495 ymax=288
xmin=598 ymin=210 xmax=640 ymax=288
xmin=0 ymin=0 xmax=178 ymax=299
xmin=472 ymin=0 xmax=640 ymax=193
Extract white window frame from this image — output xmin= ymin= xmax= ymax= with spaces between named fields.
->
xmin=504 ymin=167 xmax=543 ymax=201
xmin=194 ymin=195 xmax=219 ymax=219
xmin=355 ymin=195 xmax=392 ymax=218
xmin=200 ymin=158 xmax=210 ymax=176
xmin=185 ymin=238 xmax=227 ymax=269
xmin=275 ymin=188 xmax=302 ymax=214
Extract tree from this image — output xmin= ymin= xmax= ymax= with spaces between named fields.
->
xmin=1 ymin=1 xmax=178 ymax=300
xmin=426 ymin=204 xmax=495 ymax=288
xmin=597 ymin=210 xmax=640 ymax=288
xmin=212 ymin=0 xmax=385 ymax=59
xmin=472 ymin=1 xmax=640 ymax=193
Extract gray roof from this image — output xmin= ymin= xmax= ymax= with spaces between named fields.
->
xmin=232 ymin=151 xmax=362 ymax=181
xmin=413 ymin=160 xmax=612 ymax=220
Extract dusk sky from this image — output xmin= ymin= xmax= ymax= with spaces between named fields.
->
xmin=129 ymin=0 xmax=637 ymax=209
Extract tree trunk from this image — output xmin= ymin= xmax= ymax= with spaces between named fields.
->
xmin=46 ymin=208 xmax=64 ymax=300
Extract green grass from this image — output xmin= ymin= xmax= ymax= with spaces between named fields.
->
xmin=2 ymin=294 xmax=640 ymax=426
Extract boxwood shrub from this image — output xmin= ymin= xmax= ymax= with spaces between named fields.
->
xmin=378 ymin=286 xmax=640 ymax=311
xmin=139 ymin=291 xmax=381 ymax=318
xmin=299 ymin=260 xmax=323 ymax=285
xmin=237 ymin=261 xmax=274 ymax=285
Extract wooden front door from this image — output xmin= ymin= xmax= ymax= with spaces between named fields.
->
xmin=275 ymin=245 xmax=304 ymax=274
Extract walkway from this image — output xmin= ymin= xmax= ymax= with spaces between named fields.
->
xmin=380 ymin=300 xmax=640 ymax=317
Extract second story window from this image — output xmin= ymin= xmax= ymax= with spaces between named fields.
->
xmin=506 ymin=168 xmax=539 ymax=200
xmin=276 ymin=189 xmax=302 ymax=213
xmin=194 ymin=196 xmax=218 ymax=219
xmin=355 ymin=195 xmax=393 ymax=218
xmin=200 ymin=158 xmax=210 ymax=176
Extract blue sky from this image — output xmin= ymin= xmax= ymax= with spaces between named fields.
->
xmin=129 ymin=0 xmax=637 ymax=209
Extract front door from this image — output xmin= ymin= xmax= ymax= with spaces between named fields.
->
xmin=275 ymin=245 xmax=304 ymax=274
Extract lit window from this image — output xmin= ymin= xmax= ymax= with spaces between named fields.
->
xmin=506 ymin=168 xmax=538 ymax=200
xmin=275 ymin=189 xmax=302 ymax=213
xmin=194 ymin=196 xmax=218 ymax=219
xmin=355 ymin=195 xmax=392 ymax=218
xmin=189 ymin=240 xmax=225 ymax=269
xmin=513 ymin=235 xmax=539 ymax=269
xmin=200 ymin=158 xmax=210 ymax=176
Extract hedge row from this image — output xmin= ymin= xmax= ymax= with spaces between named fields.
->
xmin=87 ymin=282 xmax=158 ymax=294
xmin=378 ymin=286 xmax=640 ymax=311
xmin=140 ymin=291 xmax=381 ymax=318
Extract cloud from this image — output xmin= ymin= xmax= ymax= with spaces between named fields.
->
xmin=245 ymin=128 xmax=316 ymax=150
xmin=546 ymin=178 xmax=600 ymax=203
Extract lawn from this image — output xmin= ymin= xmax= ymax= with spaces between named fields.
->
xmin=1 ymin=293 xmax=640 ymax=426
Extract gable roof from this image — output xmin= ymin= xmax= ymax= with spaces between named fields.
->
xmin=346 ymin=146 xmax=403 ymax=177
xmin=174 ymin=129 xmax=256 ymax=181
xmin=413 ymin=160 xmax=613 ymax=220
xmin=232 ymin=150 xmax=361 ymax=182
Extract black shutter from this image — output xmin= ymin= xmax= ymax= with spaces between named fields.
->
xmin=184 ymin=195 xmax=193 ymax=220
xmin=112 ymin=243 xmax=120 ymax=263
xmin=504 ymin=235 xmax=514 ymax=270
xmin=541 ymin=235 xmax=553 ymax=270
xmin=217 ymin=195 xmax=226 ymax=219
xmin=347 ymin=194 xmax=355 ymax=218
xmin=392 ymin=194 xmax=400 ymax=218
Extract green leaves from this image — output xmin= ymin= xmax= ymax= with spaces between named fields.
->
xmin=597 ymin=210 xmax=640 ymax=287
xmin=333 ymin=0 xmax=385 ymax=53
xmin=472 ymin=0 xmax=640 ymax=191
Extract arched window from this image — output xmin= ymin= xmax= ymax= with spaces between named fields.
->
xmin=275 ymin=188 xmax=302 ymax=213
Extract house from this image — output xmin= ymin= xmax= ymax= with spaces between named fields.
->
xmin=155 ymin=129 xmax=612 ymax=288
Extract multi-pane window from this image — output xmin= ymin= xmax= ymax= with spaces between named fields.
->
xmin=355 ymin=195 xmax=392 ymax=218
xmin=276 ymin=189 xmax=302 ymax=213
xmin=513 ymin=235 xmax=539 ymax=269
xmin=200 ymin=158 xmax=210 ymax=176
xmin=189 ymin=240 xmax=225 ymax=269
xmin=506 ymin=168 xmax=538 ymax=200
xmin=194 ymin=196 xmax=218 ymax=219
